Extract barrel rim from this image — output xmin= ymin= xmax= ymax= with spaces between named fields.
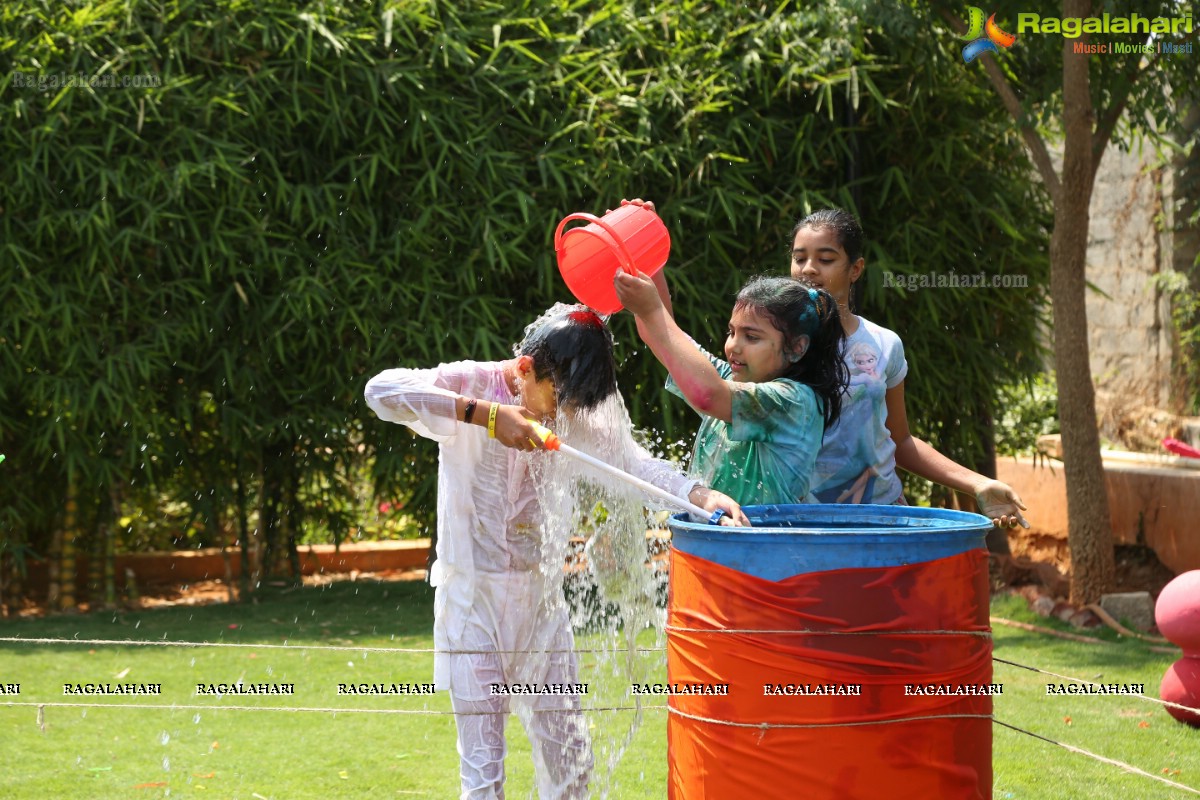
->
xmin=668 ymin=503 xmax=993 ymax=536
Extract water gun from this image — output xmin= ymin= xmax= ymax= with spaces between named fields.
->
xmin=529 ymin=422 xmax=726 ymax=525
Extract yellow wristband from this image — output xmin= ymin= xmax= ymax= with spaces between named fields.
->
xmin=487 ymin=402 xmax=499 ymax=438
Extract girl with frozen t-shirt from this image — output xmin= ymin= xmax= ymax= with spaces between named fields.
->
xmin=614 ymin=272 xmax=848 ymax=505
xmin=790 ymin=208 xmax=1028 ymax=529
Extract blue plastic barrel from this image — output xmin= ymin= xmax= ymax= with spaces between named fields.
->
xmin=668 ymin=503 xmax=991 ymax=580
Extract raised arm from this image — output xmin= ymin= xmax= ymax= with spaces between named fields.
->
xmin=617 ymin=198 xmax=674 ymax=316
xmin=614 ymin=269 xmax=734 ymax=423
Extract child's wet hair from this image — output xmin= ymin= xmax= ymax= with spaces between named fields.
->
xmin=515 ymin=305 xmax=618 ymax=412
xmin=734 ymin=277 xmax=848 ymax=428
xmin=793 ymin=208 xmax=864 ymax=263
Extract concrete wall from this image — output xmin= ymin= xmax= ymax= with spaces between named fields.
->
xmin=1085 ymin=144 xmax=1176 ymax=409
xmin=1081 ymin=114 xmax=1200 ymax=421
xmin=997 ymin=454 xmax=1200 ymax=576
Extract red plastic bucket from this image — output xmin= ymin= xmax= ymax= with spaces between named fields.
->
xmin=554 ymin=205 xmax=671 ymax=315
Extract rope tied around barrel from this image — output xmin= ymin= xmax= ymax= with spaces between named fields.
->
xmin=0 ymin=635 xmax=657 ymax=656
xmin=667 ymin=704 xmax=992 ymax=730
xmin=664 ymin=625 xmax=991 ymax=637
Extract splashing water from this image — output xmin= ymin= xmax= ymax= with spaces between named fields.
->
xmin=529 ymin=391 xmax=679 ymax=798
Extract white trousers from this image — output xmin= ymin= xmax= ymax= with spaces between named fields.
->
xmin=448 ymin=570 xmax=592 ymax=800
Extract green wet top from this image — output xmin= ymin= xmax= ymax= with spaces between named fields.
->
xmin=667 ymin=350 xmax=824 ymax=506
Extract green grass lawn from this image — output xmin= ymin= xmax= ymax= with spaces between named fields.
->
xmin=988 ymin=594 xmax=1198 ymax=800
xmin=1 ymin=582 xmax=1196 ymax=799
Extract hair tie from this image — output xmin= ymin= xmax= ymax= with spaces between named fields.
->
xmin=797 ymin=289 xmax=820 ymax=335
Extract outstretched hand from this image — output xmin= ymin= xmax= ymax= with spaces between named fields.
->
xmin=974 ymin=479 xmax=1029 ymax=529
xmin=688 ymin=485 xmax=750 ymax=527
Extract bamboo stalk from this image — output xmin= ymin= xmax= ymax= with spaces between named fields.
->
xmin=59 ymin=481 xmax=77 ymax=611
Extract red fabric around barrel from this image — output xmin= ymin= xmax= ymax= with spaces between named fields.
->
xmin=667 ymin=548 xmax=992 ymax=800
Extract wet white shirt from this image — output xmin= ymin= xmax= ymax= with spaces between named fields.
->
xmin=364 ymin=359 xmax=695 ymax=688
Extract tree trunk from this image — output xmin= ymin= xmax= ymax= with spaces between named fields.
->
xmin=58 ymin=480 xmax=78 ymax=611
xmin=87 ymin=520 xmax=102 ymax=608
xmin=46 ymin=485 xmax=75 ymax=611
xmin=0 ymin=548 xmax=9 ymax=618
xmin=2 ymin=527 xmax=29 ymax=616
xmin=1054 ymin=6 xmax=1115 ymax=604
xmin=88 ymin=490 xmax=109 ymax=608
xmin=46 ymin=530 xmax=61 ymax=611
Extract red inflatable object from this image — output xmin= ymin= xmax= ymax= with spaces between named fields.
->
xmin=1160 ymin=658 xmax=1200 ymax=727
xmin=666 ymin=548 xmax=992 ymax=800
xmin=1156 ymin=570 xmax=1200 ymax=651
xmin=1157 ymin=571 xmax=1200 ymax=727
xmin=1162 ymin=437 xmax=1200 ymax=459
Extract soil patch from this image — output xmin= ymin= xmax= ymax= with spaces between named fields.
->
xmin=998 ymin=543 xmax=1178 ymax=601
xmin=5 ymin=568 xmax=428 ymax=619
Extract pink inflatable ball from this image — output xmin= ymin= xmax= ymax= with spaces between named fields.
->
xmin=1156 ymin=571 xmax=1200 ymax=727
xmin=1160 ymin=657 xmax=1200 ymax=727
xmin=1155 ymin=570 xmax=1200 ymax=651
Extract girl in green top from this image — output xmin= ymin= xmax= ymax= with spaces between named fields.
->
xmin=614 ymin=272 xmax=848 ymax=506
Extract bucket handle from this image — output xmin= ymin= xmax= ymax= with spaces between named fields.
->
xmin=553 ymin=213 xmax=639 ymax=276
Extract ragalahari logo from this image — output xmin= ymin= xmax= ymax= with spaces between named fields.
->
xmin=961 ymin=6 xmax=1017 ymax=63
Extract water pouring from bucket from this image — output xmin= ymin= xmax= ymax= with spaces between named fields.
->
xmin=554 ymin=203 xmax=671 ymax=315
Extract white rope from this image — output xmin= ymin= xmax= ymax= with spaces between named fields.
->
xmin=9 ymin=699 xmax=1196 ymax=795
xmin=994 ymin=718 xmax=1200 ymax=796
xmin=9 ymin=638 xmax=1192 ymax=718
xmin=0 ymin=636 xmax=657 ymax=656
xmin=665 ymin=626 xmax=990 ymax=637
xmin=994 ymin=656 xmax=1200 ymax=717
xmin=1 ymin=700 xmax=669 ymax=717
xmin=7 ymin=639 xmax=1194 ymax=716
xmin=666 ymin=705 xmax=991 ymax=730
